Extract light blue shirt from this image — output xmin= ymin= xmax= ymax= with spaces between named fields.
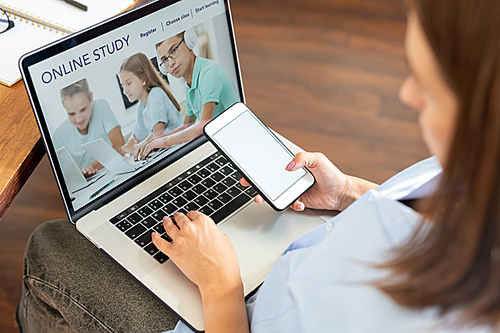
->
xmin=185 ymin=57 xmax=238 ymax=120
xmin=133 ymin=87 xmax=184 ymax=141
xmin=52 ymin=99 xmax=119 ymax=169
xmin=168 ymin=157 xmax=492 ymax=333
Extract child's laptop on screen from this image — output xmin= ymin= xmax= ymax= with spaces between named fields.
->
xmin=20 ymin=0 xmax=326 ymax=331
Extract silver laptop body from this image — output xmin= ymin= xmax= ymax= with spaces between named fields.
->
xmin=20 ymin=1 xmax=326 ymax=331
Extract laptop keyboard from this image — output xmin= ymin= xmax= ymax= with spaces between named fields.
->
xmin=108 ymin=152 xmax=257 ymax=264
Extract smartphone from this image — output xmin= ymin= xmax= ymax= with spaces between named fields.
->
xmin=203 ymin=102 xmax=315 ymax=211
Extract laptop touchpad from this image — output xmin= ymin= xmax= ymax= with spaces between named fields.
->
xmin=218 ymin=202 xmax=324 ymax=286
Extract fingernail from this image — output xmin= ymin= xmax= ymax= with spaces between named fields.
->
xmin=163 ymin=216 xmax=168 ymax=221
xmin=286 ymin=161 xmax=295 ymax=171
xmin=173 ymin=212 xmax=179 ymax=216
xmin=296 ymin=203 xmax=303 ymax=210
xmin=151 ymin=232 xmax=155 ymax=237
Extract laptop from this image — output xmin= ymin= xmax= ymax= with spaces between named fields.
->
xmin=81 ymin=137 xmax=166 ymax=174
xmin=20 ymin=0 xmax=327 ymax=331
xmin=55 ymin=146 xmax=90 ymax=192
xmin=56 ymin=146 xmax=106 ymax=193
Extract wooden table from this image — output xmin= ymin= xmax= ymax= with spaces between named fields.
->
xmin=0 ymin=81 xmax=45 ymax=219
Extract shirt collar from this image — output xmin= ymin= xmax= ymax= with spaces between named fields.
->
xmin=188 ymin=56 xmax=202 ymax=90
xmin=376 ymin=156 xmax=442 ymax=201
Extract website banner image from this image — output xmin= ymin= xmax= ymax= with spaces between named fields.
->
xmin=28 ymin=0 xmax=242 ymax=211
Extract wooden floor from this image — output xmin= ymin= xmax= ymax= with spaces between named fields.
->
xmin=0 ymin=0 xmax=428 ymax=331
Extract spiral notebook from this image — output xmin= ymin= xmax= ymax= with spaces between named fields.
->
xmin=0 ymin=0 xmax=134 ymax=87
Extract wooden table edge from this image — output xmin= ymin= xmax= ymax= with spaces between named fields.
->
xmin=0 ymin=138 xmax=45 ymax=218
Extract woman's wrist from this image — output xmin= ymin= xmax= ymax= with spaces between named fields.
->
xmin=336 ymin=176 xmax=378 ymax=211
xmin=336 ymin=175 xmax=354 ymax=211
xmin=200 ymin=279 xmax=248 ymax=333
xmin=199 ymin=274 xmax=243 ymax=300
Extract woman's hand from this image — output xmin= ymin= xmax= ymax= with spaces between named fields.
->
xmin=241 ymin=152 xmax=360 ymax=212
xmin=134 ymin=136 xmax=170 ymax=161
xmin=151 ymin=211 xmax=242 ymax=294
xmin=152 ymin=212 xmax=249 ymax=333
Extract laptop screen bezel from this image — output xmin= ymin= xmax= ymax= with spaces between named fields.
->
xmin=20 ymin=0 xmax=245 ymax=222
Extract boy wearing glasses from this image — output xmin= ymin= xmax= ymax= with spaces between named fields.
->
xmin=134 ymin=29 xmax=238 ymax=159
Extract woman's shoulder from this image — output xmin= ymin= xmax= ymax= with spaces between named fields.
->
xmin=375 ymin=156 xmax=442 ymax=200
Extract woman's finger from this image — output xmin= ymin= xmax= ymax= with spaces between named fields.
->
xmin=238 ymin=179 xmax=266 ymax=204
xmin=163 ymin=216 xmax=181 ymax=236
xmin=290 ymin=200 xmax=305 ymax=211
xmin=254 ymin=195 xmax=265 ymax=204
xmin=286 ymin=152 xmax=325 ymax=171
xmin=239 ymin=178 xmax=251 ymax=187
xmin=172 ymin=212 xmax=190 ymax=227
xmin=186 ymin=210 xmax=204 ymax=221
xmin=151 ymin=231 xmax=173 ymax=254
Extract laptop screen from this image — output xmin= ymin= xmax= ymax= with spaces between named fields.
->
xmin=20 ymin=0 xmax=244 ymax=220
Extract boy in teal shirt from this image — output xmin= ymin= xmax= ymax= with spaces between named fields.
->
xmin=135 ymin=30 xmax=238 ymax=160
xmin=185 ymin=56 xmax=238 ymax=120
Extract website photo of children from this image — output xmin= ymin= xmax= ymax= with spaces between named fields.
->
xmin=33 ymin=11 xmax=243 ymax=211
xmin=51 ymin=78 xmax=125 ymax=178
xmin=134 ymin=27 xmax=239 ymax=160
xmin=118 ymin=52 xmax=184 ymax=157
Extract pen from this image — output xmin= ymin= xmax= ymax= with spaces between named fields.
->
xmin=63 ymin=0 xmax=88 ymax=12
xmin=89 ymin=179 xmax=116 ymax=200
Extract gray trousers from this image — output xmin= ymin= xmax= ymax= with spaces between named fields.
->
xmin=16 ymin=219 xmax=179 ymax=333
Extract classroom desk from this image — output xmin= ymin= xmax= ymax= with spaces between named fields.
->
xmin=0 ymin=81 xmax=45 ymax=219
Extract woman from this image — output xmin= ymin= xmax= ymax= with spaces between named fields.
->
xmin=16 ymin=0 xmax=500 ymax=332
xmin=118 ymin=52 xmax=184 ymax=156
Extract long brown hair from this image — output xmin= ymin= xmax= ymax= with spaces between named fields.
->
xmin=119 ymin=52 xmax=181 ymax=111
xmin=378 ymin=0 xmax=500 ymax=328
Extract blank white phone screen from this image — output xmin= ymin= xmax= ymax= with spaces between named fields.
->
xmin=212 ymin=110 xmax=306 ymax=201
